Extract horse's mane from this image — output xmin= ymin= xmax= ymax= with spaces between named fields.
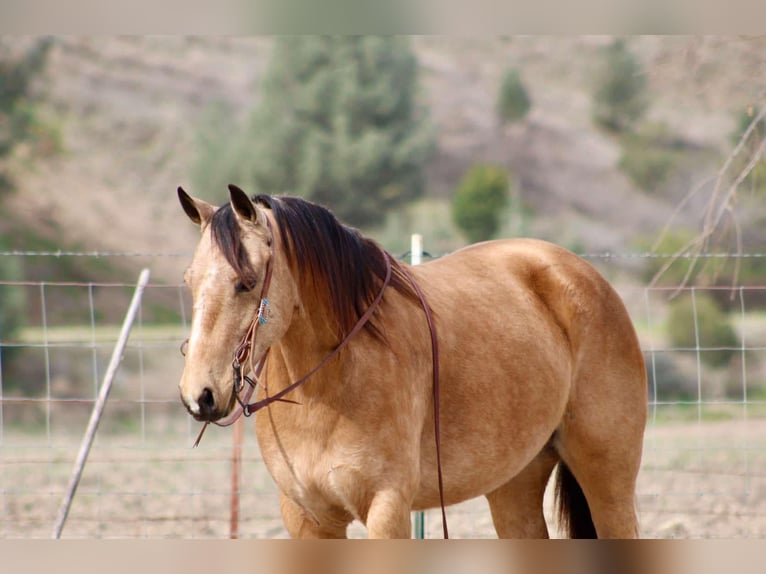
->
xmin=210 ymin=194 xmax=418 ymax=339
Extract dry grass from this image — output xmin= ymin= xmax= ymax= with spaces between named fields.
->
xmin=3 ymin=415 xmax=765 ymax=539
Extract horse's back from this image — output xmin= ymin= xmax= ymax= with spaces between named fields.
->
xmin=416 ymin=238 xmax=636 ymax=353
xmin=421 ymin=238 xmax=611 ymax=300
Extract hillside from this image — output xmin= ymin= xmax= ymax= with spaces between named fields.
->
xmin=3 ymin=36 xmax=765 ymax=284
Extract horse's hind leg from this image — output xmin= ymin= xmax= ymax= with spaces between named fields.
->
xmin=554 ymin=397 xmax=645 ymax=538
xmin=552 ymin=282 xmax=647 ymax=539
xmin=485 ymin=447 xmax=558 ymax=538
xmin=554 ymin=433 xmax=641 ymax=538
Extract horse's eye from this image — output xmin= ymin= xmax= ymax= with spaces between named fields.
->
xmin=234 ymin=280 xmax=253 ymax=294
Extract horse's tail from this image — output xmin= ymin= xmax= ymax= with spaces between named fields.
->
xmin=554 ymin=462 xmax=597 ymax=538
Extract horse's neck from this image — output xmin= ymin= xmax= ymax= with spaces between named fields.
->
xmin=269 ymin=292 xmax=344 ymax=394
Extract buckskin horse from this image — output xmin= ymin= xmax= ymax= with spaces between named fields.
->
xmin=176 ymin=185 xmax=647 ymax=539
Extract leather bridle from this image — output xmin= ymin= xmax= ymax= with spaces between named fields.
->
xmin=186 ymin=216 xmax=449 ymax=538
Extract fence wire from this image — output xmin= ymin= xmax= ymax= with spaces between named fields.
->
xmin=1 ymin=251 xmax=766 ymax=538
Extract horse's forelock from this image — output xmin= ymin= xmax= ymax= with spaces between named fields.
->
xmin=210 ymin=204 xmax=259 ymax=289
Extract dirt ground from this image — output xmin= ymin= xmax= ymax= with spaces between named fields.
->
xmin=2 ymin=416 xmax=764 ymax=539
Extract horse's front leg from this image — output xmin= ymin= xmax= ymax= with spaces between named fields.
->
xmin=364 ymin=488 xmax=413 ymax=539
xmin=279 ymin=491 xmax=350 ymax=539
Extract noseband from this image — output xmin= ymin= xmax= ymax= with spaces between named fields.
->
xmin=186 ymin=215 xmax=449 ymax=538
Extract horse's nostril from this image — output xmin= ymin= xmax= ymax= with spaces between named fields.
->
xmin=199 ymin=387 xmax=215 ymax=417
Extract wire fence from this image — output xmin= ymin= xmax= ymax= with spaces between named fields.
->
xmin=1 ymin=250 xmax=766 ymax=538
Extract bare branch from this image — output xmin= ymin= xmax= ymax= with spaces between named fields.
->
xmin=651 ymin=100 xmax=766 ymax=291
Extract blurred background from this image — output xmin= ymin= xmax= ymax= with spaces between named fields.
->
xmin=1 ymin=36 xmax=766 ymax=538
xmin=3 ymin=36 xmax=766 ymax=277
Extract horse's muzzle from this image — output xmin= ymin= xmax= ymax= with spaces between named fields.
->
xmin=181 ymin=384 xmax=227 ymax=423
xmin=196 ymin=387 xmax=217 ymax=420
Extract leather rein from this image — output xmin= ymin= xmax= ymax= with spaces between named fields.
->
xmin=188 ymin=218 xmax=448 ymax=538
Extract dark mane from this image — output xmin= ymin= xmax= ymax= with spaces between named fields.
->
xmin=210 ymin=194 xmax=418 ymax=339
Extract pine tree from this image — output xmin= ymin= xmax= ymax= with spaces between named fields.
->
xmin=201 ymin=36 xmax=435 ymax=228
xmin=0 ymin=37 xmax=53 ymax=192
xmin=592 ymin=38 xmax=648 ymax=133
xmin=496 ymin=68 xmax=531 ymax=125
xmin=0 ymin=37 xmax=51 ymax=349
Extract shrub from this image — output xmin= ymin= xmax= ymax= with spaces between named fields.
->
xmin=0 ymin=262 xmax=24 ymax=336
xmin=617 ymin=122 xmax=688 ymax=192
xmin=739 ymin=161 xmax=766 ymax=195
xmin=0 ymin=241 xmax=26 ymax=374
xmin=666 ymin=292 xmax=740 ymax=368
xmin=618 ymin=134 xmax=675 ymax=192
xmin=452 ymin=164 xmax=510 ymax=244
xmin=496 ymin=68 xmax=531 ymax=125
xmin=645 ymin=352 xmax=696 ymax=401
xmin=730 ymin=105 xmax=765 ymax=148
xmin=592 ymin=38 xmax=649 ymax=133
xmin=639 ymin=229 xmax=766 ymax=305
xmin=637 ymin=229 xmax=699 ymax=285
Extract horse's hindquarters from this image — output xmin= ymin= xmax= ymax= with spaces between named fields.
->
xmin=410 ymin=239 xmax=647 ymax=538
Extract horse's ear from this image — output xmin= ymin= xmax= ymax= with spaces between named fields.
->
xmin=228 ymin=184 xmax=266 ymax=227
xmin=178 ymin=187 xmax=215 ymax=227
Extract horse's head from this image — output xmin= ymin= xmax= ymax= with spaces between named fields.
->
xmin=177 ymin=185 xmax=297 ymax=422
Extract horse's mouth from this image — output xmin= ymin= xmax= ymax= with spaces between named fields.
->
xmin=180 ymin=386 xmax=235 ymax=423
xmin=183 ymin=402 xmax=215 ymax=423
xmin=188 ymin=408 xmax=219 ymax=423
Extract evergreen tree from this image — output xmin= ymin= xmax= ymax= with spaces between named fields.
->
xmin=195 ymin=36 xmax=434 ymax=227
xmin=592 ymin=38 xmax=649 ymax=133
xmin=0 ymin=38 xmax=51 ymax=347
xmin=496 ymin=68 xmax=531 ymax=125
xmin=0 ymin=37 xmax=53 ymax=192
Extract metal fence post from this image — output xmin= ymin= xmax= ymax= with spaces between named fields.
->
xmin=410 ymin=234 xmax=426 ymax=539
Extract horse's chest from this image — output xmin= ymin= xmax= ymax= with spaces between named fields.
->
xmin=255 ymin=415 xmax=368 ymax=519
